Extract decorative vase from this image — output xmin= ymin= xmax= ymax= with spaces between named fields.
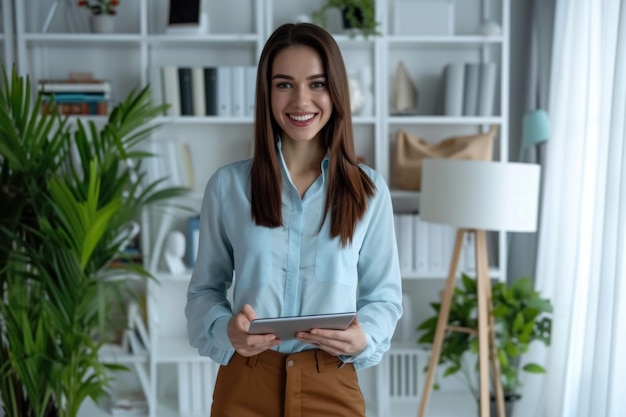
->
xmin=90 ymin=14 xmax=116 ymax=34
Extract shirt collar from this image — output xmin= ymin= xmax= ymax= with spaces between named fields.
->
xmin=275 ymin=136 xmax=330 ymax=179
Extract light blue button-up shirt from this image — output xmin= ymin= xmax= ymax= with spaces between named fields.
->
xmin=186 ymin=144 xmax=403 ymax=370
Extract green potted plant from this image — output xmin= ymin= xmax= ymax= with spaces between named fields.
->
xmin=417 ymin=273 xmax=553 ymax=416
xmin=0 ymin=63 xmax=187 ymax=417
xmin=312 ymin=0 xmax=381 ymax=38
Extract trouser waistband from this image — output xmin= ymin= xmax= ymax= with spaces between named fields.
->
xmin=238 ymin=348 xmax=342 ymax=373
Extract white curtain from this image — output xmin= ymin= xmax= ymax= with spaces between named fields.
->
xmin=513 ymin=1 xmax=626 ymax=417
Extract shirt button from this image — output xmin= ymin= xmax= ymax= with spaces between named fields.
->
xmin=287 ymin=359 xmax=295 ymax=367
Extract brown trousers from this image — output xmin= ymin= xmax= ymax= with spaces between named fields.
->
xmin=210 ymin=349 xmax=366 ymax=417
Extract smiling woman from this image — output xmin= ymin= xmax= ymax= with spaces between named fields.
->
xmin=184 ymin=22 xmax=403 ymax=417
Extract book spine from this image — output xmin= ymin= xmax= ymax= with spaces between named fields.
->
xmin=394 ymin=214 xmax=414 ymax=273
xmin=428 ymin=223 xmax=444 ymax=274
xmin=443 ymin=62 xmax=465 ymax=116
xmin=244 ymin=66 xmax=257 ymax=117
xmin=463 ymin=62 xmax=480 ymax=116
xmin=415 ymin=216 xmax=429 ymax=274
xmin=231 ymin=66 xmax=246 ymax=118
xmin=216 ymin=66 xmax=232 ymax=117
xmin=191 ymin=67 xmax=206 ymax=117
xmin=477 ymin=62 xmax=497 ymax=116
xmin=39 ymin=81 xmax=111 ymax=95
xmin=161 ymin=66 xmax=181 ymax=116
xmin=178 ymin=67 xmax=194 ymax=116
xmin=203 ymin=67 xmax=218 ymax=116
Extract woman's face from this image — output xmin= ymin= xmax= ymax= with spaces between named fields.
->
xmin=270 ymin=45 xmax=332 ymax=144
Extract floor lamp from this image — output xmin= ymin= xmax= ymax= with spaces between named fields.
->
xmin=416 ymin=159 xmax=541 ymax=417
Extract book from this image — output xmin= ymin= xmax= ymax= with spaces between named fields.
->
xmin=161 ymin=66 xmax=181 ymax=116
xmin=244 ymin=66 xmax=257 ymax=117
xmin=163 ymin=140 xmax=194 ymax=188
xmin=443 ymin=62 xmax=465 ymax=116
xmin=230 ymin=65 xmax=245 ymax=118
xmin=203 ymin=67 xmax=218 ymax=116
xmin=414 ymin=216 xmax=429 ymax=273
xmin=177 ymin=142 xmax=195 ymax=188
xmin=40 ymin=92 xmax=107 ymax=102
xmin=428 ymin=223 xmax=444 ymax=274
xmin=216 ymin=66 xmax=232 ymax=117
xmin=394 ymin=214 xmax=414 ymax=272
xmin=477 ymin=61 xmax=497 ymax=116
xmin=191 ymin=67 xmax=206 ymax=116
xmin=178 ymin=67 xmax=194 ymax=116
xmin=463 ymin=62 xmax=480 ymax=116
xmin=39 ymin=79 xmax=111 ymax=95
xmin=40 ymin=101 xmax=108 ymax=116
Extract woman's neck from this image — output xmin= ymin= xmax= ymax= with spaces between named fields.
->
xmin=281 ymin=137 xmax=324 ymax=176
xmin=281 ymin=137 xmax=325 ymax=197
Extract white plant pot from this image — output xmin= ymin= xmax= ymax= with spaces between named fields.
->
xmin=90 ymin=14 xmax=116 ymax=33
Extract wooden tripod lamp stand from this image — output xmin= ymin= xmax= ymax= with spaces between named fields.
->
xmin=417 ymin=159 xmax=541 ymax=417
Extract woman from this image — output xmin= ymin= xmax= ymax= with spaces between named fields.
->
xmin=186 ymin=22 xmax=402 ymax=416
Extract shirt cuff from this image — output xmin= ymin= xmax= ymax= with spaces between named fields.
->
xmin=206 ymin=314 xmax=233 ymax=351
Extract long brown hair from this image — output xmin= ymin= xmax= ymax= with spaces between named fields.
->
xmin=250 ymin=22 xmax=375 ymax=247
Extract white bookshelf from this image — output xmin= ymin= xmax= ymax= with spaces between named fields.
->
xmin=8 ymin=0 xmax=510 ymax=415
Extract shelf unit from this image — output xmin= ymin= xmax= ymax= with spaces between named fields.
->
xmin=1 ymin=0 xmax=14 ymax=69
xmin=8 ymin=0 xmax=509 ymax=415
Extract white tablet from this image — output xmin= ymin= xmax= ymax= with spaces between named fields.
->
xmin=248 ymin=312 xmax=357 ymax=340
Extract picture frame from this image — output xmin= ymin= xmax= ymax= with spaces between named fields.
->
xmin=166 ymin=0 xmax=208 ymax=34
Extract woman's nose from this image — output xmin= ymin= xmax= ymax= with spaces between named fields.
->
xmin=293 ymin=85 xmax=310 ymax=105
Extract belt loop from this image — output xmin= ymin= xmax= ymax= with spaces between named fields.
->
xmin=247 ymin=354 xmax=259 ymax=368
xmin=315 ymin=350 xmax=325 ymax=373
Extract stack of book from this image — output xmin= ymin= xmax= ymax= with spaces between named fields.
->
xmin=39 ymin=78 xmax=111 ymax=116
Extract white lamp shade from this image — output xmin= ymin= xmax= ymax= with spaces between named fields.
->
xmin=420 ymin=159 xmax=541 ymax=232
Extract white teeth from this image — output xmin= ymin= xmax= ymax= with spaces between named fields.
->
xmin=289 ymin=114 xmax=315 ymax=122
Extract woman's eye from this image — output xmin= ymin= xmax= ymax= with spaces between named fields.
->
xmin=311 ymin=81 xmax=326 ymax=89
xmin=276 ymin=82 xmax=292 ymax=89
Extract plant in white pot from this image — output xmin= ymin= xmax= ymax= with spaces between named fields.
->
xmin=312 ymin=0 xmax=381 ymax=38
xmin=417 ymin=273 xmax=553 ymax=416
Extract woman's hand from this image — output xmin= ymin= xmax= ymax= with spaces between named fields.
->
xmin=228 ymin=304 xmax=280 ymax=357
xmin=295 ymin=315 xmax=367 ymax=357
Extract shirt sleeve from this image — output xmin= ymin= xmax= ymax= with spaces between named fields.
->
xmin=185 ymin=168 xmax=236 ymax=365
xmin=347 ymin=171 xmax=403 ymax=370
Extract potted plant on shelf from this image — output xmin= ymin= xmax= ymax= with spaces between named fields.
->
xmin=312 ymin=0 xmax=381 ymax=38
xmin=0 ymin=63 xmax=187 ymax=417
xmin=78 ymin=0 xmax=120 ymax=33
xmin=417 ymin=273 xmax=553 ymax=416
